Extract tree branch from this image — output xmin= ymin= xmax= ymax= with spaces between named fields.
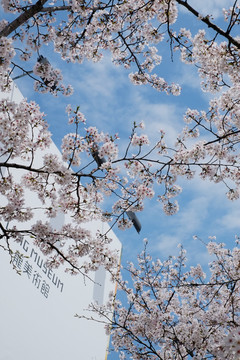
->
xmin=39 ymin=5 xmax=71 ymax=13
xmin=176 ymin=0 xmax=240 ymax=49
xmin=0 ymin=0 xmax=48 ymax=38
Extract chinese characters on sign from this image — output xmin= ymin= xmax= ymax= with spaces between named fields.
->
xmin=12 ymin=239 xmax=64 ymax=299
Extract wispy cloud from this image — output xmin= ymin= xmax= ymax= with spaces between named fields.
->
xmin=180 ymin=0 xmax=229 ymax=19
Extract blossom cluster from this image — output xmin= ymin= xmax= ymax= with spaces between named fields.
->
xmin=131 ymin=133 xmax=150 ymax=146
xmin=1 ymin=0 xmax=240 ymax=311
xmin=0 ymin=98 xmax=51 ymax=159
xmin=33 ymin=57 xmax=73 ymax=96
xmin=0 ymin=35 xmax=15 ymax=91
xmin=88 ymin=240 xmax=240 ymax=359
xmin=0 ymin=0 xmax=182 ymax=95
xmin=1 ymin=87 xmax=240 ymax=276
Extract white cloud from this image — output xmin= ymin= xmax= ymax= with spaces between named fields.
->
xmin=155 ymin=234 xmax=181 ymax=254
xmin=180 ymin=0 xmax=229 ymax=19
xmin=130 ymin=100 xmax=182 ymax=143
xmin=68 ymin=57 xmax=124 ymax=100
xmin=219 ymin=211 xmax=240 ymax=230
xmin=176 ymin=65 xmax=201 ymax=90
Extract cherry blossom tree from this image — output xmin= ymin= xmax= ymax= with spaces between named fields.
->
xmin=82 ymin=238 xmax=240 ymax=359
xmin=1 ymin=0 xmax=240 ymax=357
xmin=1 ymin=1 xmax=240 ymax=275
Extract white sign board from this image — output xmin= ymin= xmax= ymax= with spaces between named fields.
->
xmin=0 ymin=226 xmax=121 ymax=360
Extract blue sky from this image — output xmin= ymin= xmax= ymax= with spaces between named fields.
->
xmin=14 ymin=0 xmax=240 ymax=271
xmin=11 ymin=0 xmax=240 ymax=357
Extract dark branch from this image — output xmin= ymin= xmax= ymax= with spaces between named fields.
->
xmin=176 ymin=0 xmax=240 ymax=49
xmin=0 ymin=0 xmax=48 ymax=37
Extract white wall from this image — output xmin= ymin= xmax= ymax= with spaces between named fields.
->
xmin=0 ymin=84 xmax=121 ymax=360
